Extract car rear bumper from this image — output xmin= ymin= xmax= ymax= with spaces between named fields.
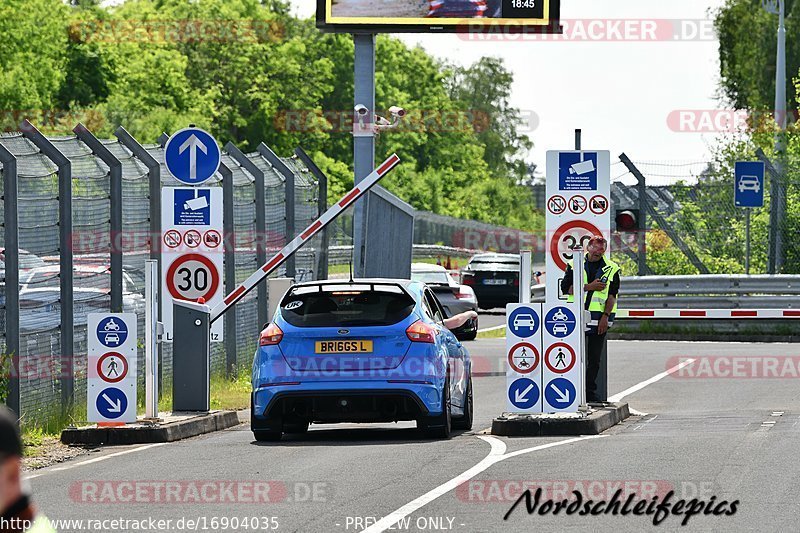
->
xmin=252 ymin=382 xmax=442 ymax=423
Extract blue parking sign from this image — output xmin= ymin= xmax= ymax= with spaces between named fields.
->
xmin=734 ymin=162 xmax=764 ymax=208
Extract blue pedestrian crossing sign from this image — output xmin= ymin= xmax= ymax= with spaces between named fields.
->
xmin=508 ymin=378 xmax=540 ymax=410
xmin=96 ymin=387 xmax=128 ymax=420
xmin=734 ymin=161 xmax=764 ymax=208
xmin=544 ymin=378 xmax=576 ymax=409
xmin=164 ymin=127 xmax=221 ymax=186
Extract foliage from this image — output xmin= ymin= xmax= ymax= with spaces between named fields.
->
xmin=0 ymin=0 xmax=542 ymax=232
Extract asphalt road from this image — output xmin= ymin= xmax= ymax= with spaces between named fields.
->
xmin=26 ymin=340 xmax=800 ymax=532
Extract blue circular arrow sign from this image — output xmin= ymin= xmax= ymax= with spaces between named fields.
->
xmin=508 ymin=378 xmax=540 ymax=410
xmin=96 ymin=387 xmax=128 ymax=420
xmin=544 ymin=378 xmax=576 ymax=408
xmin=164 ymin=127 xmax=221 ymax=185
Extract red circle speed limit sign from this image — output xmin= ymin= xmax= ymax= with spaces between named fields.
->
xmin=550 ymin=220 xmax=602 ymax=272
xmin=166 ymin=254 xmax=220 ymax=302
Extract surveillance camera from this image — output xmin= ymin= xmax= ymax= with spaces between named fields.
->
xmin=388 ymin=106 xmax=406 ymax=118
xmin=354 ymin=104 xmax=369 ymax=116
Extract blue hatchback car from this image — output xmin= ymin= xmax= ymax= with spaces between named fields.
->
xmin=251 ymin=279 xmax=473 ymax=441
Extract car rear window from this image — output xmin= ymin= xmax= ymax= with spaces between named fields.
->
xmin=410 ymin=271 xmax=450 ymax=285
xmin=280 ymin=287 xmax=416 ymax=327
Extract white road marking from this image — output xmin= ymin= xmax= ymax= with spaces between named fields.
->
xmin=360 ymin=434 xmax=605 ymax=533
xmin=23 ymin=443 xmax=166 ymax=480
xmin=477 ymin=324 xmax=505 ymax=333
xmin=363 ymin=358 xmax=699 ymax=533
xmin=607 ymin=358 xmax=696 ymax=403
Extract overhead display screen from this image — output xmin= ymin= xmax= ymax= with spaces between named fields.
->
xmin=316 ymin=0 xmax=561 ymax=33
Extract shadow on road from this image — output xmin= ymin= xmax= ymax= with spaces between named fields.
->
xmin=249 ymin=426 xmax=474 ymax=447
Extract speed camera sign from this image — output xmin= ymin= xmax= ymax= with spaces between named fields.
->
xmin=161 ymin=187 xmax=224 ymax=342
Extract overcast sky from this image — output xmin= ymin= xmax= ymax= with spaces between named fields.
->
xmin=294 ymin=0 xmax=729 ymax=175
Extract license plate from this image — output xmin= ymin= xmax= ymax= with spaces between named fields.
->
xmin=483 ymin=279 xmax=507 ymax=285
xmin=315 ymin=340 xmax=373 ymax=353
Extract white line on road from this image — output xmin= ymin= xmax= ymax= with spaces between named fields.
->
xmin=607 ymin=357 xmax=696 ymax=403
xmin=360 ymin=434 xmax=605 ymax=533
xmin=23 ymin=443 xmax=166 ymax=481
xmin=477 ymin=324 xmax=505 ymax=333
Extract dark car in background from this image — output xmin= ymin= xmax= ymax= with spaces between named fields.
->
xmin=410 ymin=263 xmax=478 ymax=340
xmin=460 ymin=253 xmax=519 ymax=309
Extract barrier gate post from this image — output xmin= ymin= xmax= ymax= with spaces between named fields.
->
xmin=172 ymin=300 xmax=211 ymax=411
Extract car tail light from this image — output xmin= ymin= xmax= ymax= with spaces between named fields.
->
xmin=455 ymin=292 xmax=472 ymax=299
xmin=406 ymin=320 xmax=436 ymax=343
xmin=514 ymin=278 xmax=520 ymax=287
xmin=462 ymin=276 xmax=475 ymax=286
xmin=259 ymin=323 xmax=283 ymax=346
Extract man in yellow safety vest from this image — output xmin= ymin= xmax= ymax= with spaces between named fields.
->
xmin=561 ymin=235 xmax=621 ymax=403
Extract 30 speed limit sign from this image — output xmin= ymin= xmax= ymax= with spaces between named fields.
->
xmin=166 ymin=254 xmax=220 ymax=302
xmin=161 ymin=187 xmax=224 ymax=342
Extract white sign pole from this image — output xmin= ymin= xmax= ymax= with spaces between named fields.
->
xmin=573 ymin=248 xmax=586 ymax=409
xmin=519 ymin=250 xmax=532 ymax=304
xmin=145 ymin=260 xmax=160 ymax=420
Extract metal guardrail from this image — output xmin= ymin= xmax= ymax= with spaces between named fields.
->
xmin=328 ymin=244 xmax=481 ymax=264
xmin=531 ymin=275 xmax=800 ymax=310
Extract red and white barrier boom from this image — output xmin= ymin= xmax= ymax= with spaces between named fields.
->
xmin=617 ymin=309 xmax=800 ymax=319
xmin=209 ymin=153 xmax=401 ymax=323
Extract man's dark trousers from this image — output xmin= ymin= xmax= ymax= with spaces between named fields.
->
xmin=585 ymin=331 xmax=607 ymax=402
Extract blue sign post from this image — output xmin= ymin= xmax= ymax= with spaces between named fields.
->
xmin=734 ymin=161 xmax=765 ymax=274
xmin=734 ymin=162 xmax=765 ymax=208
xmin=164 ymin=127 xmax=221 ymax=186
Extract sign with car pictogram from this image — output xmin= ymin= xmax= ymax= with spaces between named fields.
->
xmin=162 ymin=187 xmax=224 ymax=342
xmin=542 ymin=302 xmax=583 ymax=412
xmin=506 ymin=303 xmax=543 ymax=413
xmin=87 ymin=313 xmax=137 ymax=423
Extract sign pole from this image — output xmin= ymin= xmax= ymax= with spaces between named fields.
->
xmin=573 ymin=248 xmax=586 ymax=408
xmin=745 ymin=209 xmax=751 ymax=275
xmin=353 ymin=33 xmax=376 ymax=278
xmin=519 ymin=250 xmax=532 ymax=304
xmin=145 ymin=260 xmax=160 ymax=420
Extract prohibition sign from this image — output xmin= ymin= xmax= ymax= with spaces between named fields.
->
xmin=589 ymin=194 xmax=609 ymax=215
xmin=545 ymin=342 xmax=576 ymax=373
xmin=508 ymin=342 xmax=540 ymax=374
xmin=97 ymin=352 xmax=128 ymax=383
xmin=550 ymin=220 xmax=603 ymax=272
xmin=163 ymin=230 xmax=182 ymax=249
xmin=184 ymin=229 xmax=201 ymax=248
xmin=547 ymin=195 xmax=566 ymax=215
xmin=166 ymin=253 xmax=220 ymax=302
xmin=568 ymin=195 xmax=587 ymax=215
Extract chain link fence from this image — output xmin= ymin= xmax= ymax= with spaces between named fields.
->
xmin=0 ymin=124 xmax=319 ymax=427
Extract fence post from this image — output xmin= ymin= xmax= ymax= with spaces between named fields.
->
xmin=619 ymin=153 xmax=710 ymax=275
xmin=756 ymin=148 xmax=780 ymax=274
xmin=20 ymin=119 xmax=74 ymax=415
xmin=294 ymin=148 xmax=328 ymax=280
xmin=219 ymin=161 xmax=237 ymax=377
xmin=258 ymin=144 xmax=295 ymax=279
xmin=225 ymin=142 xmax=268 ymax=328
xmin=74 ymin=124 xmax=123 ymax=311
xmin=0 ymin=145 xmax=20 ymax=416
xmin=116 ymin=126 xmax=162 ymax=393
